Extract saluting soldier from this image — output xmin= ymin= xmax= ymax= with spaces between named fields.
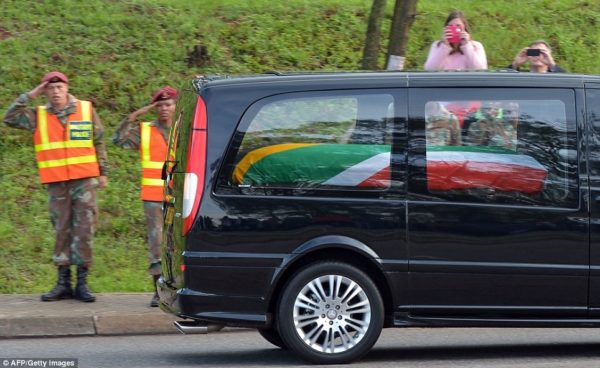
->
xmin=112 ymin=86 xmax=177 ymax=307
xmin=3 ymin=71 xmax=108 ymax=302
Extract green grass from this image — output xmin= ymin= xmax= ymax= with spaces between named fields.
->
xmin=0 ymin=0 xmax=598 ymax=293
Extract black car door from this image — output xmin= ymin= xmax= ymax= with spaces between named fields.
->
xmin=405 ymin=87 xmax=588 ymax=318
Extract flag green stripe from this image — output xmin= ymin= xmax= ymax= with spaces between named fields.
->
xmin=239 ymin=144 xmax=390 ymax=185
xmin=427 ymin=145 xmax=516 ymax=155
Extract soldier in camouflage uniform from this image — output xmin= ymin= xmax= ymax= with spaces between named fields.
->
xmin=3 ymin=71 xmax=108 ymax=302
xmin=466 ymin=117 xmax=495 ymax=146
xmin=112 ymin=86 xmax=177 ymax=307
xmin=425 ymin=102 xmax=461 ymax=146
xmin=466 ymin=101 xmax=517 ymax=149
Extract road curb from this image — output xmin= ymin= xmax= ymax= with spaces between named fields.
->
xmin=0 ymin=294 xmax=250 ymax=338
xmin=0 ymin=293 xmax=180 ymax=338
xmin=2 ymin=316 xmax=95 ymax=338
xmin=0 ymin=314 xmax=180 ymax=338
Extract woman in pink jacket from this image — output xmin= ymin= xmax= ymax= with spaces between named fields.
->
xmin=424 ymin=11 xmax=487 ymax=71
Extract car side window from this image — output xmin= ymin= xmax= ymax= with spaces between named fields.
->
xmin=410 ymin=88 xmax=578 ymax=208
xmin=219 ymin=91 xmax=399 ymax=196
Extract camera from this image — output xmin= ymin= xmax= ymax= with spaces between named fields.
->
xmin=445 ymin=25 xmax=462 ymax=44
xmin=526 ymin=48 xmax=541 ymax=57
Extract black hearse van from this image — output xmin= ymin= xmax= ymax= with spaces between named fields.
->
xmin=158 ymin=71 xmax=600 ymax=364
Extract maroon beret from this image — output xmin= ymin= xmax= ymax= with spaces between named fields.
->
xmin=151 ymin=86 xmax=178 ymax=103
xmin=42 ymin=71 xmax=69 ymax=84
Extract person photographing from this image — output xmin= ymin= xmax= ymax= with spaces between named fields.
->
xmin=424 ymin=10 xmax=488 ymax=71
xmin=510 ymin=40 xmax=566 ymax=73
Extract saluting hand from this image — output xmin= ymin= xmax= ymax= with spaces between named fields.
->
xmin=27 ymin=81 xmax=48 ymax=99
xmin=128 ymin=103 xmax=157 ymax=122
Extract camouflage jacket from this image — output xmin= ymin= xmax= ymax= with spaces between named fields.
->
xmin=3 ymin=93 xmax=109 ymax=176
xmin=426 ymin=114 xmax=462 ymax=146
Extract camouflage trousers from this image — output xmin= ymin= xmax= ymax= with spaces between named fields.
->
xmin=143 ymin=201 xmax=162 ymax=276
xmin=47 ymin=177 xmax=98 ymax=268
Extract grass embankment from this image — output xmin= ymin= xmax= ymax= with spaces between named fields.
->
xmin=0 ymin=0 xmax=598 ymax=293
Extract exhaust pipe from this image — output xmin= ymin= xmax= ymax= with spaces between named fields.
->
xmin=174 ymin=320 xmax=225 ymax=334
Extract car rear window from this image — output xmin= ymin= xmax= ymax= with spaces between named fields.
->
xmin=222 ymin=91 xmax=398 ymax=195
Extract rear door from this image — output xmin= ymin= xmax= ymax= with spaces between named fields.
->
xmin=161 ymin=88 xmax=199 ymax=287
xmin=210 ymin=89 xmax=409 ymax=305
xmin=406 ymin=86 xmax=588 ymax=317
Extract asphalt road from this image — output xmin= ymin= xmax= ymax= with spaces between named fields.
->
xmin=3 ymin=327 xmax=600 ymax=367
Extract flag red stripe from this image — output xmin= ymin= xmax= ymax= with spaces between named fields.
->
xmin=427 ymin=161 xmax=547 ymax=192
xmin=357 ymin=166 xmax=391 ymax=188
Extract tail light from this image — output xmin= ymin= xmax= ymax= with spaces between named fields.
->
xmin=182 ymin=97 xmax=207 ymax=235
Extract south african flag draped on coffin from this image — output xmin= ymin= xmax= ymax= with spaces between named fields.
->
xmin=426 ymin=145 xmax=548 ymax=193
xmin=233 ymin=143 xmax=391 ymax=188
xmin=233 ymin=143 xmax=548 ymax=193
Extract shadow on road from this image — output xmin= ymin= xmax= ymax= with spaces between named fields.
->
xmin=167 ymin=348 xmax=302 ymax=366
xmin=165 ymin=342 xmax=600 ymax=366
xmin=364 ymin=342 xmax=600 ymax=362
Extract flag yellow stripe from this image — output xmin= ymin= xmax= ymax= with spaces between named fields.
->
xmin=233 ymin=143 xmax=318 ymax=184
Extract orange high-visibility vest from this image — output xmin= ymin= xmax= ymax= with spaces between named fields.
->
xmin=140 ymin=122 xmax=167 ymax=201
xmin=34 ymin=100 xmax=100 ymax=184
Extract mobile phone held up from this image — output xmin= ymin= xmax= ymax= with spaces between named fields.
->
xmin=526 ymin=48 xmax=541 ymax=57
xmin=445 ymin=25 xmax=462 ymax=44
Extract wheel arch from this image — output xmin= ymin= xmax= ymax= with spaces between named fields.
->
xmin=266 ymin=240 xmax=395 ymax=327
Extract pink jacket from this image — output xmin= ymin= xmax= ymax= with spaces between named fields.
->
xmin=424 ymin=41 xmax=488 ymax=71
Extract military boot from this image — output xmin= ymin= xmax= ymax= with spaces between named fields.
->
xmin=150 ymin=274 xmax=160 ymax=307
xmin=74 ymin=266 xmax=96 ymax=302
xmin=41 ymin=266 xmax=73 ymax=301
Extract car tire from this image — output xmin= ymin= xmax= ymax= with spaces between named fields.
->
xmin=258 ymin=326 xmax=287 ymax=349
xmin=276 ymin=261 xmax=384 ymax=364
